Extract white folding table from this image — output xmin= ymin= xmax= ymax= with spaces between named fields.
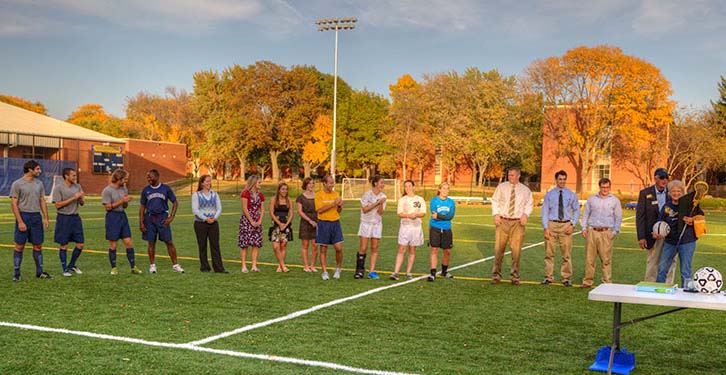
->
xmin=588 ymin=283 xmax=726 ymax=374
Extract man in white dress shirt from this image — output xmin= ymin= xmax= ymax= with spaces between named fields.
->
xmin=491 ymin=167 xmax=533 ymax=286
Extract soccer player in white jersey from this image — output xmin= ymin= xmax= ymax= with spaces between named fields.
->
xmin=390 ymin=180 xmax=426 ymax=281
xmin=355 ymin=175 xmax=387 ymax=279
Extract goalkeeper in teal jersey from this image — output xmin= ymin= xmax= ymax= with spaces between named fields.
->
xmin=428 ymin=182 xmax=456 ymax=281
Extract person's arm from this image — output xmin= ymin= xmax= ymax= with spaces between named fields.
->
xmin=10 ymin=198 xmax=25 ymax=231
xmin=214 ymin=193 xmax=222 ymax=221
xmin=285 ymin=199 xmax=294 ymax=228
xmin=360 ymin=193 xmax=379 ymax=214
xmin=191 ymin=193 xmax=204 ymax=221
xmin=376 ymin=195 xmax=387 ymax=215
xmin=241 ymin=196 xmax=252 ymax=223
xmin=613 ymin=198 xmax=623 ymax=234
xmin=40 ymin=198 xmax=49 ymax=229
xmin=164 ymin=199 xmax=177 ymax=226
xmin=270 ymin=198 xmax=284 ymax=227
xmin=139 ymin=203 xmax=146 ymax=232
xmin=297 ymin=200 xmax=315 ymax=226
xmin=258 ymin=199 xmax=265 ymax=227
xmin=541 ymin=192 xmax=550 ymax=229
xmin=54 ymin=191 xmax=83 ymax=210
xmin=635 ymin=189 xmax=648 ymax=247
xmin=581 ymin=200 xmax=591 ymax=238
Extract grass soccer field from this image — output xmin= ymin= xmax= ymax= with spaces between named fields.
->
xmin=1 ymin=190 xmax=725 ymax=374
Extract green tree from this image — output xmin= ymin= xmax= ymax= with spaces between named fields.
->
xmin=339 ymin=90 xmax=391 ymax=178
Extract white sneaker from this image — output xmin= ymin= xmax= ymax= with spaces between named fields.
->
xmin=149 ymin=264 xmax=157 ymax=274
xmin=62 ymin=271 xmax=72 ymax=277
xmin=321 ymin=271 xmax=330 ymax=281
xmin=172 ymin=264 xmax=185 ymax=273
xmin=333 ymin=268 xmax=341 ymax=280
xmin=70 ymin=266 xmax=83 ymax=275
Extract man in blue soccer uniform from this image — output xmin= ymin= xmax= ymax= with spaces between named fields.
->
xmin=52 ymin=168 xmax=86 ymax=277
xmin=139 ymin=169 xmax=183 ymax=274
xmin=10 ymin=160 xmax=52 ymax=281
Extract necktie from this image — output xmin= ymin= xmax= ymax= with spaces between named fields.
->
xmin=558 ymin=190 xmax=564 ymax=221
xmin=508 ymin=185 xmax=516 ymax=217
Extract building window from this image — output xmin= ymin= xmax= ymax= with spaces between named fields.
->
xmin=596 ymin=163 xmax=610 ymax=180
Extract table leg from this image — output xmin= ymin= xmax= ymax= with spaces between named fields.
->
xmin=608 ymin=302 xmax=622 ymax=375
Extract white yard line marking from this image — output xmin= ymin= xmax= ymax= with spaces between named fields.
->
xmin=186 ymin=274 xmax=428 ymax=346
xmin=0 ymin=321 xmax=417 ymax=375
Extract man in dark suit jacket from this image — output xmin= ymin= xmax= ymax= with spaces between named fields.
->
xmin=636 ymin=168 xmax=675 ymax=283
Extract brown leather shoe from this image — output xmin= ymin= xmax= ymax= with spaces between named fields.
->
xmin=511 ymin=280 xmax=521 ymax=286
xmin=490 ymin=279 xmax=500 ymax=285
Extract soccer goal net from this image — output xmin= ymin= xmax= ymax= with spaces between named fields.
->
xmin=341 ymin=178 xmax=400 ymax=202
xmin=46 ymin=175 xmax=64 ymax=203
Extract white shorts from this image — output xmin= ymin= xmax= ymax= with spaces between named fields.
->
xmin=398 ymin=224 xmax=424 ymax=246
xmin=358 ymin=221 xmax=382 ymax=239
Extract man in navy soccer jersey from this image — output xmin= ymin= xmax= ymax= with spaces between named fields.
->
xmin=139 ymin=169 xmax=184 ymax=274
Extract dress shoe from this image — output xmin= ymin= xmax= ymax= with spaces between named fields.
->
xmin=541 ymin=279 xmax=552 ymax=285
xmin=563 ymin=281 xmax=572 ymax=287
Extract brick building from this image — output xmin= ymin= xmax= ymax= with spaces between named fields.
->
xmin=0 ymin=101 xmax=187 ymax=194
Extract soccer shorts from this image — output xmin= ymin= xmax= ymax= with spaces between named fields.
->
xmin=316 ymin=220 xmax=344 ymax=246
xmin=105 ymin=211 xmax=132 ymax=241
xmin=54 ymin=214 xmax=85 ymax=245
xmin=398 ymin=224 xmax=424 ymax=246
xmin=142 ymin=214 xmax=173 ymax=242
xmin=428 ymin=227 xmax=453 ymax=249
xmin=14 ymin=212 xmax=44 ymax=245
xmin=357 ymin=221 xmax=382 ymax=239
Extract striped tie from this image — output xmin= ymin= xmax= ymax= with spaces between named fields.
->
xmin=508 ymin=185 xmax=516 ymax=217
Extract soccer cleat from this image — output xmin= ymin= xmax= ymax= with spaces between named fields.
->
xmin=405 ymin=273 xmax=413 ymax=280
xmin=110 ymin=267 xmax=119 ymax=275
xmin=438 ymin=271 xmax=454 ymax=279
xmin=70 ymin=266 xmax=83 ymax=275
xmin=172 ymin=264 xmax=185 ymax=273
xmin=368 ymin=271 xmax=379 ymax=279
xmin=354 ymin=272 xmax=364 ymax=279
xmin=563 ymin=281 xmax=572 ymax=287
xmin=427 ymin=275 xmax=436 ymax=282
xmin=149 ymin=264 xmax=157 ymax=274
xmin=62 ymin=271 xmax=72 ymax=277
xmin=333 ymin=268 xmax=341 ymax=280
xmin=389 ymin=273 xmax=399 ymax=281
xmin=12 ymin=275 xmax=21 ymax=282
xmin=321 ymin=271 xmax=330 ymax=281
xmin=131 ymin=266 xmax=143 ymax=275
xmin=37 ymin=272 xmax=53 ymax=279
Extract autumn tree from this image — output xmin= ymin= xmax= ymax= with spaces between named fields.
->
xmin=711 ymin=75 xmax=726 ymax=130
xmin=338 ymin=90 xmax=391 ymax=178
xmin=523 ymin=45 xmax=675 ymax=192
xmin=301 ymin=115 xmax=332 ymax=177
xmin=0 ymin=95 xmax=47 ymax=115
xmin=668 ymin=108 xmax=726 ymax=188
xmin=387 ymin=74 xmax=431 ymax=182
xmin=66 ymin=104 xmax=142 ymax=138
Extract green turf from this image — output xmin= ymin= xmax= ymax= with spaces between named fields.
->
xmin=1 ymin=190 xmax=725 ymax=374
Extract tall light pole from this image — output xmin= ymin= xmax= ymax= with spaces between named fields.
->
xmin=315 ymin=17 xmax=357 ymax=180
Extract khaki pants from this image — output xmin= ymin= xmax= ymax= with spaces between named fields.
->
xmin=582 ymin=229 xmax=614 ymax=286
xmin=644 ymin=238 xmax=676 ymax=284
xmin=492 ymin=219 xmax=524 ymax=281
xmin=544 ymin=221 xmax=572 ymax=282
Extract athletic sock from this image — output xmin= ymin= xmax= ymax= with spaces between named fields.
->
xmin=13 ymin=251 xmax=23 ymax=277
xmin=59 ymin=249 xmax=68 ymax=272
xmin=126 ymin=248 xmax=136 ymax=268
xmin=430 ymin=268 xmax=436 ymax=277
xmin=32 ymin=250 xmax=43 ymax=275
xmin=109 ymin=249 xmax=117 ymax=267
xmin=441 ymin=264 xmax=449 ymax=276
xmin=68 ymin=247 xmax=82 ymax=269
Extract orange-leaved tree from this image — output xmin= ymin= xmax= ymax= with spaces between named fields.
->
xmin=0 ymin=95 xmax=47 ymax=115
xmin=301 ymin=115 xmax=333 ymax=178
xmin=523 ymin=45 xmax=674 ymax=192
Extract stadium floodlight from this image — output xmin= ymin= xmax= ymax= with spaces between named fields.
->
xmin=315 ymin=17 xmax=357 ymax=182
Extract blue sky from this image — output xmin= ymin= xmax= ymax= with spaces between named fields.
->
xmin=2 ymin=0 xmax=725 ymax=119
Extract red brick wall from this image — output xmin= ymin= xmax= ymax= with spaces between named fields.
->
xmin=123 ymin=139 xmax=188 ymax=191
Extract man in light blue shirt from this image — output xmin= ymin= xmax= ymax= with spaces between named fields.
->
xmin=540 ymin=170 xmax=580 ymax=287
xmin=580 ymin=178 xmax=623 ymax=288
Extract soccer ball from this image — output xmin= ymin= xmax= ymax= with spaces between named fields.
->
xmin=692 ymin=267 xmax=723 ymax=294
xmin=652 ymin=221 xmax=670 ymax=237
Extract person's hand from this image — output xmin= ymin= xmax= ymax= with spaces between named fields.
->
xmin=43 ymin=218 xmax=49 ymax=229
xmin=123 ymin=195 xmax=133 ymax=203
xmin=17 ymin=222 xmax=27 ymax=232
xmin=163 ymin=216 xmax=174 ymax=227
xmin=140 ymin=222 xmax=146 ymax=233
xmin=582 ymin=230 xmax=587 ymax=238
xmin=519 ymin=215 xmax=528 ymax=226
xmin=564 ymin=224 xmax=574 ymax=235
xmin=639 ymin=239 xmax=648 ymax=249
xmin=494 ymin=215 xmax=501 ymax=227
xmin=206 ymin=217 xmax=215 ymax=224
xmin=683 ymin=216 xmax=694 ymax=226
xmin=543 ymin=229 xmax=551 ymax=240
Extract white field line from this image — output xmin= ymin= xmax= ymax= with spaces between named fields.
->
xmin=0 ymin=321 xmax=417 ymax=375
xmin=186 ymin=217 xmax=639 ymax=347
